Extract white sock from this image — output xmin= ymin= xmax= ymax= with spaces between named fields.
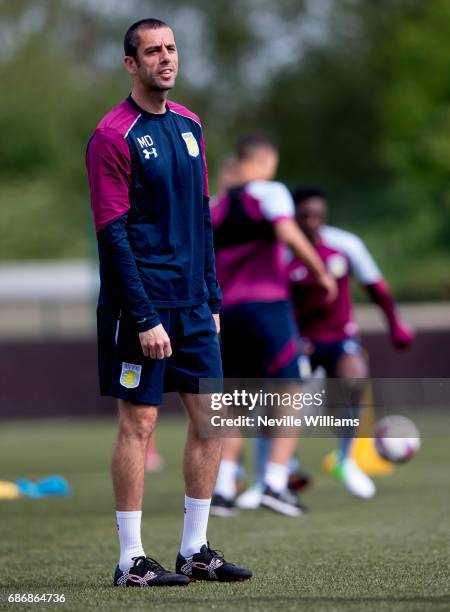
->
xmin=116 ymin=511 xmax=145 ymax=571
xmin=264 ymin=461 xmax=289 ymax=493
xmin=180 ymin=495 xmax=211 ymax=558
xmin=214 ymin=460 xmax=238 ymax=500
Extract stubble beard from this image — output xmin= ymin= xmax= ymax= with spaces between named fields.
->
xmin=143 ymin=74 xmax=175 ymax=94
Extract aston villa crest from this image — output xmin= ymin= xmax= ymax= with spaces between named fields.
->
xmin=181 ymin=132 xmax=200 ymax=157
xmin=120 ymin=362 xmax=142 ymax=389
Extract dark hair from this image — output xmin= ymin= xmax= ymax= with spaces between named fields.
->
xmin=236 ymin=133 xmax=277 ymax=160
xmin=292 ymin=186 xmax=327 ymax=206
xmin=124 ymin=18 xmax=168 ymax=59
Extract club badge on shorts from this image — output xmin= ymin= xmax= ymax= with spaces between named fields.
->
xmin=181 ymin=132 xmax=200 ymax=157
xmin=120 ymin=362 xmax=142 ymax=389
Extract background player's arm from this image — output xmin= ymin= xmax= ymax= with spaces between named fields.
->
xmin=86 ymin=128 xmax=171 ymax=358
xmin=275 ymin=219 xmax=337 ymax=302
xmin=364 ymin=280 xmax=413 ymax=349
xmin=250 ymin=181 xmax=337 ymax=302
xmin=331 ymin=228 xmax=414 ymax=349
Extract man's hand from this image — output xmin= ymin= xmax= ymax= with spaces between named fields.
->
xmin=317 ymin=272 xmax=338 ymax=303
xmin=212 ymin=313 xmax=220 ymax=334
xmin=390 ymin=320 xmax=414 ymax=350
xmin=139 ymin=323 xmax=172 ymax=359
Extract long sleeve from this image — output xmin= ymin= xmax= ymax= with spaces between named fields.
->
xmin=199 ymin=133 xmax=222 ymax=313
xmin=365 ymin=279 xmax=413 ymax=348
xmin=365 ymin=279 xmax=398 ymax=327
xmin=97 ymin=216 xmax=161 ymax=331
xmin=86 ymin=128 xmax=160 ymax=332
xmin=203 ymin=195 xmax=222 ymax=313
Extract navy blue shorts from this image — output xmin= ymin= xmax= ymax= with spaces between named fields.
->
xmin=309 ymin=336 xmax=363 ymax=376
xmin=220 ymin=301 xmax=300 ymax=378
xmin=97 ymin=302 xmax=222 ymax=406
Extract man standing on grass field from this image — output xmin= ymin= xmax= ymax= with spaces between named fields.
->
xmin=86 ymin=18 xmax=252 ymax=587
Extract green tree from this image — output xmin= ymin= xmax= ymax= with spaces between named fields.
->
xmin=0 ymin=0 xmax=447 ymax=298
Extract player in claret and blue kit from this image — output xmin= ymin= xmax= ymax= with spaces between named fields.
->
xmin=86 ymin=18 xmax=251 ymax=587
xmin=288 ymin=187 xmax=414 ymax=498
xmin=210 ymin=136 xmax=337 ymax=517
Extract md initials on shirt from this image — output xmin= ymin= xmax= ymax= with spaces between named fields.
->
xmin=137 ymin=134 xmax=158 ymax=159
xmin=137 ymin=135 xmax=154 ymax=148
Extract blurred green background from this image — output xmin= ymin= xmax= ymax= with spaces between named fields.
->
xmin=1 ymin=0 xmax=449 ymax=299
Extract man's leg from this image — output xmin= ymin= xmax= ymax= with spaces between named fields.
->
xmin=259 ymin=382 xmax=305 ymax=516
xmin=112 ymin=400 xmax=158 ymax=570
xmin=175 ymin=392 xmax=252 ymax=581
xmin=178 ymin=392 xmax=222 ymax=556
xmin=332 ymin=352 xmax=375 ymax=499
xmin=334 ymin=352 xmax=367 ymax=461
xmin=263 ymin=381 xmax=301 ymax=496
xmin=264 ymin=437 xmax=299 ymax=492
xmin=213 ymin=436 xmax=243 ymax=503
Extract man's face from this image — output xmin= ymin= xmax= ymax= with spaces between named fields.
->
xmin=295 ymin=197 xmax=327 ymax=240
xmin=253 ymin=147 xmax=279 ymax=180
xmin=125 ymin=26 xmax=178 ymax=91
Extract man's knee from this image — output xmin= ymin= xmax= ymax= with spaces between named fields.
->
xmin=118 ymin=401 xmax=158 ymax=440
xmin=188 ymin=425 xmax=222 ymax=458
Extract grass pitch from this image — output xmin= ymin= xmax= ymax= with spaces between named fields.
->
xmin=0 ymin=418 xmax=448 ymax=611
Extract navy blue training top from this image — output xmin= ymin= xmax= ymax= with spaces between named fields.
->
xmin=86 ymin=96 xmax=221 ymax=332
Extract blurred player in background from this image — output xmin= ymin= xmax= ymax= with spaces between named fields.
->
xmin=86 ymin=18 xmax=252 ymax=586
xmin=210 ymin=136 xmax=337 ymax=517
xmin=287 ymin=186 xmax=414 ymax=498
xmin=241 ymin=187 xmax=414 ymax=507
